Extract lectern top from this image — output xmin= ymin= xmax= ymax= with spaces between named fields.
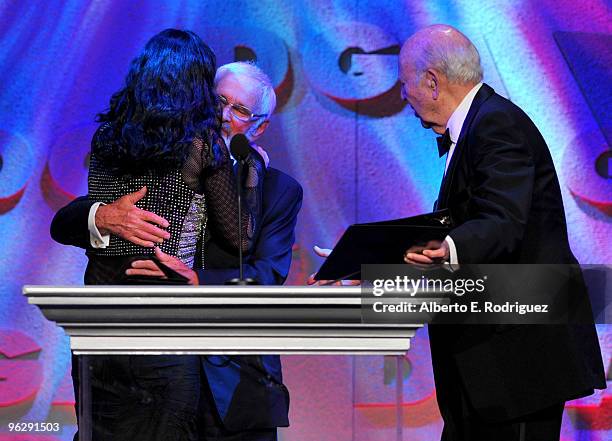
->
xmin=23 ymin=285 xmax=363 ymax=297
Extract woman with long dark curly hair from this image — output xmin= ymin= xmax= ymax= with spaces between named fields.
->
xmin=87 ymin=28 xmax=263 ymax=282
xmin=79 ymin=29 xmax=264 ymax=441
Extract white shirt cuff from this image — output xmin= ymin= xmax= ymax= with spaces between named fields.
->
xmin=444 ymin=235 xmax=459 ymax=265
xmin=89 ymin=202 xmax=110 ymax=248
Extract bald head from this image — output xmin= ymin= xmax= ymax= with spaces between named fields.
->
xmin=400 ymin=24 xmax=482 ymax=86
xmin=397 ymin=25 xmax=483 ymax=134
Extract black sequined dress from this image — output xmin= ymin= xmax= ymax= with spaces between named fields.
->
xmin=77 ymin=123 xmax=264 ymax=441
xmin=85 ymin=123 xmax=264 ymax=284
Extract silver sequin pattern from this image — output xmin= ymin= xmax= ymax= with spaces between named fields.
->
xmin=88 ymin=153 xmax=206 ymax=266
xmin=176 ymin=193 xmax=207 ymax=268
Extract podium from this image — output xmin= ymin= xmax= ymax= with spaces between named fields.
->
xmin=24 ymin=285 xmax=423 ymax=440
xmin=23 ymin=285 xmax=422 ymax=355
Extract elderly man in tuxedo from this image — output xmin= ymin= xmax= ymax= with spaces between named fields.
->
xmin=51 ymin=62 xmax=302 ymax=441
xmin=398 ymin=25 xmax=605 ymax=441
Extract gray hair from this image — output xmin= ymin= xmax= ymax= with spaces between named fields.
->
xmin=404 ymin=25 xmax=483 ymax=85
xmin=215 ymin=61 xmax=277 ymax=118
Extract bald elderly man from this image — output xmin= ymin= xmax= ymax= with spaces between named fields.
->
xmin=398 ymin=25 xmax=605 ymax=441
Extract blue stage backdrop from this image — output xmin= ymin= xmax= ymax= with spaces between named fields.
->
xmin=0 ymin=1 xmax=610 ymax=440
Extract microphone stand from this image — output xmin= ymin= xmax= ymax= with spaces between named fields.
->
xmin=226 ymin=159 xmax=257 ymax=285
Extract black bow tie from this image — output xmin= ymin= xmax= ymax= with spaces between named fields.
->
xmin=437 ymin=129 xmax=452 ymax=157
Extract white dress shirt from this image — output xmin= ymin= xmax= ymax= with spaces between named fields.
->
xmin=443 ymin=83 xmax=483 ymax=264
xmin=89 ymin=202 xmax=109 ymax=248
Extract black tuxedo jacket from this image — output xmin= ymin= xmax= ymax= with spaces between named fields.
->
xmin=430 ymin=84 xmax=606 ymax=422
xmin=50 ymin=166 xmax=303 ymax=430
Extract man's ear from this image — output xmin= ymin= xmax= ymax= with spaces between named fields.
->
xmin=250 ymin=119 xmax=270 ymax=141
xmin=426 ymin=69 xmax=440 ymax=100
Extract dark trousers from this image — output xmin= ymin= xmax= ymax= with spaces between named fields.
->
xmin=434 ymin=359 xmax=564 ymax=441
xmin=198 ymin=370 xmax=277 ymax=441
xmin=439 ymin=400 xmax=564 ymax=441
xmin=73 ymin=355 xmax=277 ymax=441
xmin=89 ymin=355 xmax=201 ymax=441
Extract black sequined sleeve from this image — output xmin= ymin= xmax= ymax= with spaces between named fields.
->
xmin=199 ymin=138 xmax=264 ymax=254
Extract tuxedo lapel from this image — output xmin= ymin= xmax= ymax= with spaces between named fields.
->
xmin=435 ymin=84 xmax=495 ymax=210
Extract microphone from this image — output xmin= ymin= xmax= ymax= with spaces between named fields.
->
xmin=226 ymin=133 xmax=257 ymax=285
xmin=229 ymin=133 xmax=250 ymax=162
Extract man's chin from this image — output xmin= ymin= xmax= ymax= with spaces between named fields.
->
xmin=419 ymin=119 xmax=446 ymax=134
xmin=420 ymin=119 xmax=432 ymax=129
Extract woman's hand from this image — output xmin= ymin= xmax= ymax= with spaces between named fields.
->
xmin=126 ymin=247 xmax=199 ymax=285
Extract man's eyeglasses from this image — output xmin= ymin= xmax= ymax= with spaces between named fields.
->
xmin=219 ymin=94 xmax=268 ymax=122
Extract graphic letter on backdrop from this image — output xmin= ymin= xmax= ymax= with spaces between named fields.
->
xmin=303 ymin=21 xmax=406 ymax=117
xmin=0 ymin=330 xmax=42 ymax=408
xmin=199 ymin=26 xmax=292 ymax=110
xmin=0 ymin=131 xmax=33 ymax=214
xmin=555 ymin=32 xmax=612 ymax=218
xmin=41 ymin=123 xmax=97 ymax=211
